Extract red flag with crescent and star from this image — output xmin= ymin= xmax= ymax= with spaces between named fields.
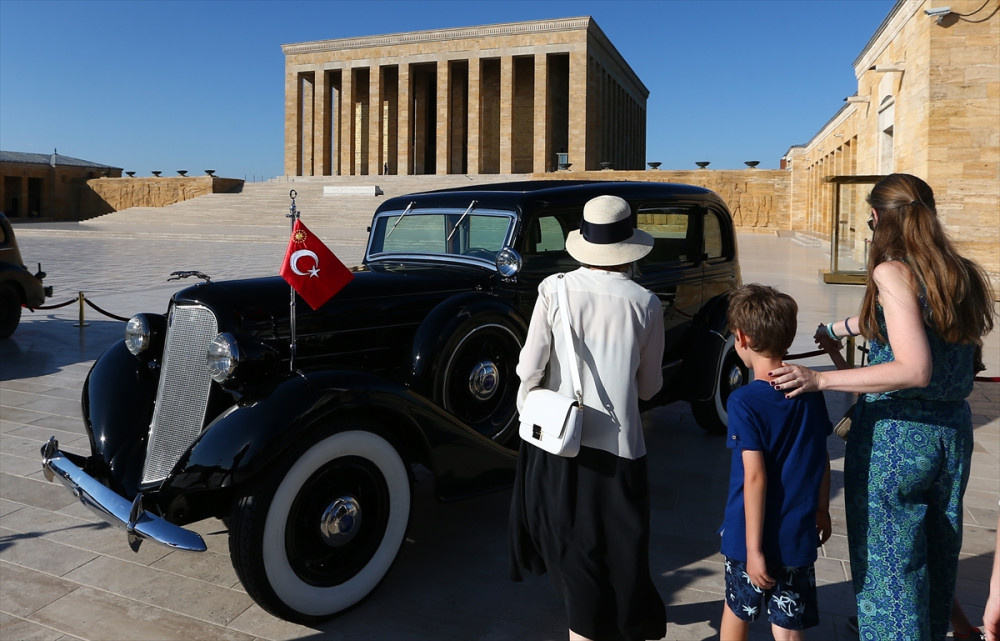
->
xmin=280 ymin=219 xmax=353 ymax=310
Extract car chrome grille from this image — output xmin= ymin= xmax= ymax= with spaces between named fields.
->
xmin=141 ymin=304 xmax=218 ymax=486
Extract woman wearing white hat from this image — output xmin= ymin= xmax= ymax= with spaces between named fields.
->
xmin=509 ymin=194 xmax=667 ymax=641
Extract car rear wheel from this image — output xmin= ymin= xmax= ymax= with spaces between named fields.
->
xmin=692 ymin=333 xmax=748 ymax=434
xmin=228 ymin=428 xmax=410 ymax=623
xmin=0 ymin=282 xmax=22 ymax=339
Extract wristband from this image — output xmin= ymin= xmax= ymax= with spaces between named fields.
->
xmin=843 ymin=317 xmax=857 ymax=337
xmin=826 ymin=322 xmax=839 ymax=340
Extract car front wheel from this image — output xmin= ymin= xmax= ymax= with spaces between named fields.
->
xmin=228 ymin=427 xmax=410 ymax=623
xmin=691 ymin=333 xmax=748 ymax=434
xmin=0 ymin=282 xmax=22 ymax=339
xmin=436 ymin=317 xmax=523 ymax=448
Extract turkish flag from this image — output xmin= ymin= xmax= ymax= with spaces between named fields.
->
xmin=280 ymin=220 xmax=353 ymax=310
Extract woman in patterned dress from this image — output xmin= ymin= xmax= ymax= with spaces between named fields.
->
xmin=770 ymin=173 xmax=995 ymax=640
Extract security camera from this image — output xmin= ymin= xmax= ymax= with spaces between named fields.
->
xmin=924 ymin=6 xmax=951 ymax=16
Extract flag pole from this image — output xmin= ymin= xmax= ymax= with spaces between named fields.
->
xmin=286 ymin=189 xmax=299 ymax=373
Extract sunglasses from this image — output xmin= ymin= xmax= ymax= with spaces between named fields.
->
xmin=867 ymin=215 xmax=876 ymax=232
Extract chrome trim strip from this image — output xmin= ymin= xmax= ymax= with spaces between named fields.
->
xmin=41 ymin=438 xmax=206 ymax=553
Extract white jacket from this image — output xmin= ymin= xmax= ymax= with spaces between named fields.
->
xmin=516 ymin=267 xmax=665 ymax=459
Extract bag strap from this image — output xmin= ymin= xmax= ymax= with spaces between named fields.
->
xmin=555 ymin=275 xmax=584 ymax=405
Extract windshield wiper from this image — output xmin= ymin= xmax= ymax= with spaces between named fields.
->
xmin=446 ymin=200 xmax=478 ymax=242
xmin=386 ymin=201 xmax=415 ymax=239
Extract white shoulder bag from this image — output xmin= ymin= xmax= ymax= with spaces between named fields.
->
xmin=518 ymin=274 xmax=583 ymax=457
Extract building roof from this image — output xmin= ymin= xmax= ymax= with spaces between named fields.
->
xmin=0 ymin=150 xmax=122 ymax=170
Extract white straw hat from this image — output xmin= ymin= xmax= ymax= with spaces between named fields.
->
xmin=565 ymin=195 xmax=654 ymax=266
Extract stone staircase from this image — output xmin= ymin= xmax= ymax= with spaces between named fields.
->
xmin=84 ymin=174 xmax=530 ymax=235
xmin=74 ymin=174 xmax=533 ymax=260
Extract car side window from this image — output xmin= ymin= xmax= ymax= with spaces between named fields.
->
xmin=531 ymin=216 xmax=567 ymax=253
xmin=637 ymin=205 xmax=697 ymax=266
xmin=704 ymin=210 xmax=723 ymax=259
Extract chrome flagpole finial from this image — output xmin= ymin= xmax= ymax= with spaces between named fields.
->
xmin=287 ymin=189 xmax=299 ymax=221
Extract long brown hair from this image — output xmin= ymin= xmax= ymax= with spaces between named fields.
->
xmin=859 ymin=173 xmax=994 ymax=345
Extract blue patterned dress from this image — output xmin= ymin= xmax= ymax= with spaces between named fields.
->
xmin=845 ymin=301 xmax=975 ymax=641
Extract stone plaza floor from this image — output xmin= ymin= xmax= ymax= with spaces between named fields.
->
xmin=1 ymin=221 xmax=997 ymax=641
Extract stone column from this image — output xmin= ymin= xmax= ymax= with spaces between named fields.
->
xmin=339 ymin=67 xmax=354 ymax=175
xmin=314 ymin=69 xmax=330 ymax=176
xmin=467 ymin=57 xmax=481 ymax=174
xmin=284 ymin=68 xmax=300 ymax=176
xmin=568 ymin=50 xmax=588 ymax=171
xmin=436 ymin=58 xmax=450 ymax=174
xmin=398 ymin=63 xmax=411 ymax=175
xmin=500 ymin=55 xmax=514 ymax=174
xmin=533 ymin=54 xmax=549 ymax=173
xmin=301 ymin=73 xmax=315 ymax=176
xmin=368 ymin=65 xmax=382 ymax=176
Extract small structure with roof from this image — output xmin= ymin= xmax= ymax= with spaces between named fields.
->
xmin=0 ymin=150 xmax=122 ymax=220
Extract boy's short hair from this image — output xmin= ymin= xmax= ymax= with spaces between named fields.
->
xmin=727 ymin=284 xmax=798 ymax=358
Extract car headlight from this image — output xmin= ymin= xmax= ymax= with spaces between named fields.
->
xmin=207 ymin=333 xmax=240 ymax=383
xmin=124 ymin=315 xmax=152 ymax=355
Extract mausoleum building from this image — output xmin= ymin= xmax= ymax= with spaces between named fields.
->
xmin=281 ymin=17 xmax=648 ymax=177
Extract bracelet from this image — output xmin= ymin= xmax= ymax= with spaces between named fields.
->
xmin=843 ymin=317 xmax=857 ymax=337
xmin=826 ymin=322 xmax=839 ymax=340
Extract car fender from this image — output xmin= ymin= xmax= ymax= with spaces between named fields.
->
xmin=83 ymin=340 xmax=159 ymax=496
xmin=168 ymin=369 xmax=517 ymax=517
xmin=408 ymin=292 xmax=527 ymax=395
xmin=686 ymin=292 xmax=733 ymax=401
xmin=0 ymin=262 xmax=47 ymax=307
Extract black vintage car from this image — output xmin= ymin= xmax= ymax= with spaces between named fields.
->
xmin=41 ymin=180 xmax=744 ymax=623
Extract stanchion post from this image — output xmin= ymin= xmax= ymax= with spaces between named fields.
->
xmin=74 ymin=291 xmax=90 ymax=327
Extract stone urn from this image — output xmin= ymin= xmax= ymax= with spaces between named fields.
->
xmin=744 ymin=161 xmax=760 ymax=169
xmin=600 ymin=161 xmax=613 ymax=170
xmin=151 ymin=171 xmax=162 ymax=177
xmin=177 ymin=170 xmax=188 ymax=177
xmin=558 ymin=162 xmax=572 ymax=171
xmin=647 ymin=162 xmax=661 ymax=170
xmin=205 ymin=169 xmax=216 ymax=177
xmin=695 ymin=161 xmax=710 ymax=169
xmin=126 ymin=171 xmax=135 ymax=177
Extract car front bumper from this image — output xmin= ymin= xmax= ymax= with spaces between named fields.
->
xmin=40 ymin=437 xmax=207 ymax=553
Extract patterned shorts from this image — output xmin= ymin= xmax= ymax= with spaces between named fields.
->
xmin=723 ymin=556 xmax=819 ymax=630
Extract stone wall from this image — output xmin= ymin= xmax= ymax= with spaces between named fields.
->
xmin=86 ymin=176 xmax=244 ymax=216
xmin=532 ymin=169 xmax=791 ymax=232
xmin=784 ymin=0 xmax=999 ymax=292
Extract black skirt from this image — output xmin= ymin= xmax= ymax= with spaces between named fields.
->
xmin=508 ymin=442 xmax=666 ymax=641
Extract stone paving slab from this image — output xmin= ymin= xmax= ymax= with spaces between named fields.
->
xmin=0 ymin=225 xmax=996 ymax=641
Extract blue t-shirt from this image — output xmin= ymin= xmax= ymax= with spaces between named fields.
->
xmin=719 ymin=380 xmax=832 ymax=567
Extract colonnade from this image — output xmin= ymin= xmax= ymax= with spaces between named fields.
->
xmin=283 ymin=18 xmax=648 ymax=177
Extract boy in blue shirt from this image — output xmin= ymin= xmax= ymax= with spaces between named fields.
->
xmin=719 ymin=284 xmax=832 ymax=641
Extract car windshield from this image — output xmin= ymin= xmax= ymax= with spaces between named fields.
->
xmin=366 ymin=205 xmax=516 ymax=264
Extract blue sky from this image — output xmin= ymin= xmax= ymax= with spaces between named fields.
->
xmin=0 ymin=0 xmax=894 ymax=180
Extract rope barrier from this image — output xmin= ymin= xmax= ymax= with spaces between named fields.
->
xmin=83 ymin=296 xmax=130 ymax=322
xmin=31 ymin=291 xmax=129 ymax=325
xmin=34 ymin=298 xmax=77 ymax=310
